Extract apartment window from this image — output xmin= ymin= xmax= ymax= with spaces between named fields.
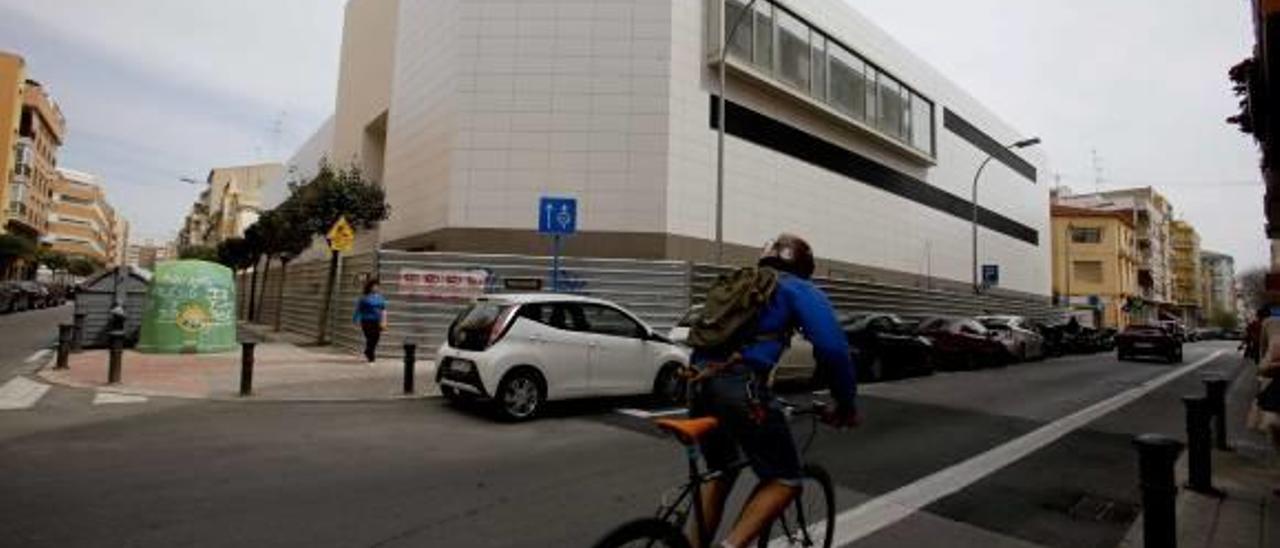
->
xmin=1073 ymin=261 xmax=1104 ymax=284
xmin=1071 ymin=227 xmax=1103 ymax=244
xmin=752 ymin=2 xmax=773 ymax=69
xmin=725 ymin=0 xmax=752 ymax=61
xmin=810 ymin=35 xmax=827 ymax=100
xmin=910 ymin=93 xmax=933 ymax=153
xmin=877 ymin=75 xmax=909 ymax=140
xmin=828 ymin=45 xmax=866 ymax=119
xmin=61 ymin=195 xmax=95 ymax=206
xmin=774 ymin=9 xmax=810 ymax=91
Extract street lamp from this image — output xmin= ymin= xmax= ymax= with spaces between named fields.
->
xmin=179 ymin=177 xmax=202 ymax=186
xmin=971 ymin=137 xmax=1040 ymax=295
xmin=715 ymin=0 xmax=760 ymax=265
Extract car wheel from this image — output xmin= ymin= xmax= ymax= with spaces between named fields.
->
xmin=494 ymin=369 xmax=544 ymax=422
xmin=964 ymin=352 xmax=978 ymax=371
xmin=652 ymin=363 xmax=686 ymax=407
xmin=865 ymin=354 xmax=887 ymax=382
xmin=1170 ymin=348 xmax=1183 ymax=364
xmin=1018 ymin=343 xmax=1029 ymax=363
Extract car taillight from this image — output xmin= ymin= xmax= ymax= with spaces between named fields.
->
xmin=486 ymin=306 xmax=518 ymax=348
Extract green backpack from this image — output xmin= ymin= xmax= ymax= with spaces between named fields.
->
xmin=687 ymin=267 xmax=780 ymax=352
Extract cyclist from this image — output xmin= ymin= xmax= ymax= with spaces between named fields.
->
xmin=689 ymin=233 xmax=859 ymax=548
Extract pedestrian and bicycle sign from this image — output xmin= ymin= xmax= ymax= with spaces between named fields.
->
xmin=982 ymin=264 xmax=999 ymax=288
xmin=539 ymin=197 xmax=577 ymax=236
xmin=327 ymin=216 xmax=355 ymax=253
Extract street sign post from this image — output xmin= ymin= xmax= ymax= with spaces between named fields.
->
xmin=538 ymin=197 xmax=577 ymax=291
xmin=981 ymin=264 xmax=999 ymax=289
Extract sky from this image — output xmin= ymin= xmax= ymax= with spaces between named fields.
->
xmin=0 ymin=1 xmax=1268 ymax=270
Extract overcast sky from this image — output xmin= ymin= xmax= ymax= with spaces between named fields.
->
xmin=0 ymin=1 xmax=1267 ymax=270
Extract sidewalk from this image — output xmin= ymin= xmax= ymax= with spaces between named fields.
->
xmin=1119 ymin=368 xmax=1280 ymax=547
xmin=38 ymin=322 xmax=439 ymax=402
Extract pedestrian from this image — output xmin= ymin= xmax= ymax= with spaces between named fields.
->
xmin=1244 ymin=307 xmax=1267 ymax=363
xmin=1253 ymin=311 xmax=1280 ymax=497
xmin=353 ymin=279 xmax=388 ymax=363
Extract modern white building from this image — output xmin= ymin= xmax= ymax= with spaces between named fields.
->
xmin=277 ymin=0 xmax=1051 ymax=297
xmin=1200 ymin=250 xmax=1237 ymax=318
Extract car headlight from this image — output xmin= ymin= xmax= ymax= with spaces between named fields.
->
xmin=449 ymin=359 xmax=475 ymax=374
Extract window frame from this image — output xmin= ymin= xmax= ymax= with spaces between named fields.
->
xmin=578 ymin=303 xmax=647 ymax=340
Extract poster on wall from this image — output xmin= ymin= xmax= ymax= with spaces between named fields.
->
xmin=398 ymin=269 xmax=489 ymax=300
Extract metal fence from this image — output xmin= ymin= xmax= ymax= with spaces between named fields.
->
xmin=235 ymin=251 xmax=1064 ymax=360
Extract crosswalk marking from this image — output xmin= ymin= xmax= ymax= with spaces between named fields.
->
xmin=92 ymin=391 xmax=149 ymax=405
xmin=24 ymin=349 xmax=51 ymax=364
xmin=0 ymin=377 xmax=51 ymax=410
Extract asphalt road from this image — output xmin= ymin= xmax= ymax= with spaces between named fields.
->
xmin=0 ymin=339 xmax=1246 ymax=548
xmin=0 ymin=303 xmax=70 ymax=381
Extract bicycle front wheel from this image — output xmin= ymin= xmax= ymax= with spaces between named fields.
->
xmin=593 ymin=518 xmax=691 ymax=548
xmin=757 ymin=464 xmax=835 ymax=548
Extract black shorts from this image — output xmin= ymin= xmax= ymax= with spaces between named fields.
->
xmin=690 ymin=372 xmax=802 ymax=485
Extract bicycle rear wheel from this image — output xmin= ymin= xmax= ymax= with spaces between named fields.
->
xmin=593 ymin=518 xmax=691 ymax=548
xmin=757 ymin=464 xmax=835 ymax=548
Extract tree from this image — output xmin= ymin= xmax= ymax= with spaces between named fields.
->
xmin=1239 ymin=267 xmax=1268 ymax=314
xmin=179 ymin=245 xmax=219 ymax=262
xmin=217 ymin=238 xmax=257 ymax=318
xmin=0 ymin=233 xmax=36 ymax=280
xmin=1227 ymin=58 xmax=1256 ymax=137
xmin=1208 ymin=307 xmax=1240 ymax=331
xmin=66 ymin=255 xmax=102 ymax=278
xmin=288 ymin=161 xmax=390 ymax=343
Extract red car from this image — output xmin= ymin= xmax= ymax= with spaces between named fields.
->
xmin=914 ymin=317 xmax=1008 ymax=370
xmin=1116 ymin=325 xmax=1183 ymax=363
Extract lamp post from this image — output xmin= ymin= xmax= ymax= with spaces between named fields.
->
xmin=971 ymin=137 xmax=1040 ymax=295
xmin=716 ymin=0 xmax=760 ymax=265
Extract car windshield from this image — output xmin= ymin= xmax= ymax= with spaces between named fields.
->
xmin=1125 ymin=326 xmax=1164 ymax=336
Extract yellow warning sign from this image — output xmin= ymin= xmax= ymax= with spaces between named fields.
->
xmin=327 ymin=216 xmax=356 ymax=253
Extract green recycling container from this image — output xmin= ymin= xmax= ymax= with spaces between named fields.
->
xmin=137 ymin=260 xmax=237 ymax=354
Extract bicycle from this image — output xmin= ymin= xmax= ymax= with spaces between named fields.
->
xmin=592 ymin=399 xmax=835 ymax=548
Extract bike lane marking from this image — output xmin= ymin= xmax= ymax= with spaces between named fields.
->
xmin=808 ymin=349 xmax=1226 ymax=548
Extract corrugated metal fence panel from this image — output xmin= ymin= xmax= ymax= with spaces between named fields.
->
xmin=376 ymin=251 xmax=692 ymax=358
xmin=279 ymin=259 xmax=331 ymax=341
xmin=692 ymin=264 xmax=1062 ymax=322
xmin=74 ymin=291 xmax=149 ymax=348
xmin=329 ymin=252 xmax=380 ymax=355
xmin=256 ymin=263 xmax=284 ymax=328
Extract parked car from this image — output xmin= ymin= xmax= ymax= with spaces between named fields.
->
xmin=914 ymin=317 xmax=1008 ymax=370
xmin=977 ymin=315 xmax=1046 ymax=362
xmin=1158 ymin=321 xmax=1188 ymax=343
xmin=840 ymin=313 xmax=933 ymax=382
xmin=17 ymin=281 xmax=51 ymax=308
xmin=668 ymin=305 xmax=816 ymax=386
xmin=436 ymin=294 xmax=690 ymax=421
xmin=1116 ymin=324 xmax=1183 ymax=363
xmin=1221 ymin=328 xmax=1245 ymax=341
xmin=0 ymin=281 xmax=24 ymax=313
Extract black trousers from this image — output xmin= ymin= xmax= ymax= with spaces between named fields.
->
xmin=361 ymin=321 xmax=382 ymax=361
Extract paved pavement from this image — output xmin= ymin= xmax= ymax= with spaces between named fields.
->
xmin=0 ymin=303 xmax=70 ymax=382
xmin=0 ymin=338 xmax=1262 ymax=547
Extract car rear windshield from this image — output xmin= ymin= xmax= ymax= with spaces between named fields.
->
xmin=1125 ymin=326 xmax=1164 ymax=336
xmin=448 ymin=301 xmax=511 ymax=351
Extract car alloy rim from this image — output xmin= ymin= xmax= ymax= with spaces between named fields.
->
xmin=504 ymin=377 xmax=538 ymax=417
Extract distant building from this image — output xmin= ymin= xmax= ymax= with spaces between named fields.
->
xmin=1200 ymin=250 xmax=1237 ymax=320
xmin=1050 ymin=205 xmax=1139 ymax=329
xmin=47 ymin=168 xmax=128 ymax=266
xmin=126 ymin=239 xmax=176 ymax=271
xmin=1168 ymin=220 xmax=1203 ymax=326
xmin=178 ymin=163 xmax=283 ymax=249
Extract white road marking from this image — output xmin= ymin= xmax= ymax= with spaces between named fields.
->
xmin=92 ymin=391 xmax=148 ymax=405
xmin=772 ymin=350 xmax=1226 ymax=548
xmin=24 ymin=349 xmax=51 ymax=364
xmin=0 ymin=377 xmax=51 ymax=410
xmin=616 ymin=407 xmax=688 ymax=419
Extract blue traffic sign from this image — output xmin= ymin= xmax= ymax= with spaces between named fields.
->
xmin=981 ymin=264 xmax=1000 ymax=287
xmin=539 ymin=197 xmax=577 ymax=236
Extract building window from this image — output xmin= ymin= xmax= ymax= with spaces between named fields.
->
xmin=828 ymin=45 xmax=866 ymax=120
xmin=774 ymin=9 xmax=810 ymax=91
xmin=726 ymin=0 xmax=753 ymax=61
xmin=1071 ymin=227 xmax=1103 ymax=244
xmin=752 ymin=2 xmax=773 ymax=70
xmin=910 ymin=93 xmax=933 ymax=153
xmin=877 ymin=75 xmax=909 ymax=140
xmin=810 ymin=35 xmax=826 ymax=100
xmin=1073 ymin=261 xmax=1104 ymax=284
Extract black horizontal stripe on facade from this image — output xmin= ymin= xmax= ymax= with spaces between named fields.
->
xmin=709 ymin=96 xmax=1039 ymax=246
xmin=942 ymin=108 xmax=1038 ymax=182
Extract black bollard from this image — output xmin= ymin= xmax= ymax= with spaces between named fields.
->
xmin=1133 ymin=434 xmax=1184 ymax=548
xmin=56 ymin=324 xmax=73 ymax=369
xmin=107 ymin=331 xmax=124 ymax=384
xmin=1201 ymin=375 xmax=1230 ymax=451
xmin=403 ymin=343 xmax=417 ymax=394
xmin=1183 ymin=395 xmax=1217 ymax=494
xmin=71 ymin=312 xmax=86 ymax=352
xmin=240 ymin=342 xmax=256 ymax=397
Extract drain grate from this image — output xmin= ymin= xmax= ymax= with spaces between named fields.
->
xmin=1067 ymin=495 xmax=1139 ymax=524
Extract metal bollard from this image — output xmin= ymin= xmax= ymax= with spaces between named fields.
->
xmin=240 ymin=342 xmax=256 ymax=397
xmin=1201 ymin=375 xmax=1230 ymax=451
xmin=55 ymin=324 xmax=73 ymax=369
xmin=403 ymin=343 xmax=417 ymax=394
xmin=71 ymin=312 xmax=86 ymax=352
xmin=1133 ymin=434 xmax=1184 ymax=548
xmin=1183 ymin=395 xmax=1217 ymax=494
xmin=107 ymin=331 xmax=124 ymax=384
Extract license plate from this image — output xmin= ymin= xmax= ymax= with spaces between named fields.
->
xmin=1134 ymin=343 xmax=1154 ymax=349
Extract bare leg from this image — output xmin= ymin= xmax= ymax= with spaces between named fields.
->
xmin=723 ymin=481 xmax=800 ymax=547
xmin=690 ymin=477 xmax=732 ymax=547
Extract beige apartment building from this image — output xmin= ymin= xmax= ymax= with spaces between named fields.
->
xmin=179 ymin=163 xmax=283 ymax=248
xmin=47 ymin=168 xmax=127 ymax=266
xmin=0 ymin=52 xmax=24 ymax=234
xmin=1169 ymin=220 xmax=1203 ymax=325
xmin=1051 ymin=205 xmax=1139 ymax=329
xmin=6 ymin=74 xmax=65 ymax=244
xmin=126 ymin=239 xmax=176 ymax=270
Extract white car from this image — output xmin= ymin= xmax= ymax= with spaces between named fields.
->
xmin=436 ymin=294 xmax=690 ymax=421
xmin=977 ymin=315 xmax=1046 ymax=362
xmin=668 ymin=306 xmax=816 ymax=385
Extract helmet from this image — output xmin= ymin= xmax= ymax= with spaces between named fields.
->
xmin=759 ymin=233 xmax=815 ymax=279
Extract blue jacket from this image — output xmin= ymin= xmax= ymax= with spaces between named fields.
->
xmin=695 ymin=273 xmax=857 ymax=408
xmin=353 ymin=293 xmax=386 ymax=323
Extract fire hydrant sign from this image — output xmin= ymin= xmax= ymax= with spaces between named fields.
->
xmin=327 ymin=216 xmax=355 ymax=253
xmin=398 ymin=269 xmax=488 ymax=300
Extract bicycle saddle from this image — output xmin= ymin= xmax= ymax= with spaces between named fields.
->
xmin=653 ymin=417 xmax=719 ymax=445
